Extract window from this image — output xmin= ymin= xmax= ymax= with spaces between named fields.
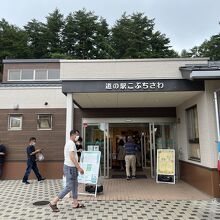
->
xmin=8 ymin=115 xmax=22 ymax=130
xmin=186 ymin=105 xmax=200 ymax=161
xmin=21 ymin=69 xmax=34 ymax=80
xmin=8 ymin=69 xmax=21 ymax=81
xmin=37 ymin=114 xmax=52 ymax=130
xmin=48 ymin=69 xmax=60 ymax=80
xmin=35 ymin=69 xmax=47 ymax=80
xmin=8 ymin=69 xmax=60 ymax=81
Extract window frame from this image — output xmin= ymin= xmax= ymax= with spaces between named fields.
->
xmin=37 ymin=114 xmax=53 ymax=130
xmin=8 ymin=114 xmax=23 ymax=131
xmin=7 ymin=69 xmax=60 ymax=81
xmin=8 ymin=69 xmax=22 ymax=81
xmin=185 ymin=105 xmax=201 ymax=162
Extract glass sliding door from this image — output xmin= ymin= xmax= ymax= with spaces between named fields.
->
xmin=83 ymin=123 xmax=109 ymax=178
xmin=149 ymin=122 xmax=177 ymax=178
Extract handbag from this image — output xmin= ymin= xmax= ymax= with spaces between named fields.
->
xmin=36 ymin=152 xmax=44 ymax=161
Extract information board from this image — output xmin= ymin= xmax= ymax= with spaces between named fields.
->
xmin=156 ymin=149 xmax=175 ymax=184
xmin=78 ymin=151 xmax=101 ymax=185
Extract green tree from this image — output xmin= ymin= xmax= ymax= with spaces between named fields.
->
xmin=180 ymin=49 xmax=191 ymax=58
xmin=45 ymin=8 xmax=64 ymax=56
xmin=24 ymin=19 xmax=48 ymax=58
xmin=180 ymin=46 xmax=200 ymax=58
xmin=198 ymin=34 xmax=220 ymax=60
xmin=111 ymin=13 xmax=178 ymax=58
xmin=62 ymin=9 xmax=113 ymax=59
xmin=0 ymin=19 xmax=29 ymax=80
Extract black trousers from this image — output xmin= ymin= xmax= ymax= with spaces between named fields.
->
xmin=0 ymin=163 xmax=3 ymax=178
xmin=23 ymin=160 xmax=42 ymax=182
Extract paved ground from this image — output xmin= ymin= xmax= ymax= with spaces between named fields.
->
xmin=0 ymin=179 xmax=219 ymax=220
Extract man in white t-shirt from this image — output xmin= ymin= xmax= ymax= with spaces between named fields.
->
xmin=49 ymin=130 xmax=84 ymax=212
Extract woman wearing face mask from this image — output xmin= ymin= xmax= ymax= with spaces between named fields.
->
xmin=76 ymin=137 xmax=83 ymax=162
xmin=22 ymin=137 xmax=45 ymax=184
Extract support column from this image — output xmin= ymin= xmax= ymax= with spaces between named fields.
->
xmin=66 ymin=93 xmax=74 ymax=142
xmin=214 ymin=91 xmax=220 ymax=141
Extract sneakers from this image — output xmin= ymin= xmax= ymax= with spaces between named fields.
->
xmin=126 ymin=176 xmax=131 ymax=180
xmin=132 ymin=176 xmax=136 ymax=179
xmin=22 ymin=181 xmax=30 ymax=184
xmin=38 ymin=177 xmax=46 ymax=181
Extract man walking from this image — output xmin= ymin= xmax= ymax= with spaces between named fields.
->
xmin=124 ymin=136 xmax=137 ymax=180
xmin=22 ymin=137 xmax=45 ymax=184
xmin=0 ymin=140 xmax=6 ymax=179
xmin=49 ymin=130 xmax=84 ymax=212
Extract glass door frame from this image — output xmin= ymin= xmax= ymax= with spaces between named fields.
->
xmin=82 ymin=117 xmax=176 ymax=179
xmin=83 ymin=122 xmax=109 ymax=178
xmin=149 ymin=122 xmax=178 ymax=179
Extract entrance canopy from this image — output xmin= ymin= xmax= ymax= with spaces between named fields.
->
xmin=62 ymin=79 xmax=204 ymax=108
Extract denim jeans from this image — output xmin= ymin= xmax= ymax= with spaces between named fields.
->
xmin=58 ymin=165 xmax=78 ymax=199
xmin=22 ymin=160 xmax=42 ymax=182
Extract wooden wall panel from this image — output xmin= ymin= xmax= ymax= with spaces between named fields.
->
xmin=180 ymin=160 xmax=220 ymax=197
xmin=1 ymin=161 xmax=63 ymax=179
xmin=0 ymin=109 xmax=66 ymax=161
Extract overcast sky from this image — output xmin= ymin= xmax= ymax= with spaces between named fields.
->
xmin=1 ymin=0 xmax=220 ymax=53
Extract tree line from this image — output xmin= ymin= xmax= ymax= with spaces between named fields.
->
xmin=0 ymin=8 xmax=220 ymax=80
xmin=0 ymin=9 xmax=178 ymax=80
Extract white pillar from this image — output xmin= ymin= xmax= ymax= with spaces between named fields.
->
xmin=214 ymin=91 xmax=220 ymax=141
xmin=66 ymin=93 xmax=74 ymax=142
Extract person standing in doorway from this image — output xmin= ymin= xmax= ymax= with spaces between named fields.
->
xmin=117 ymin=139 xmax=125 ymax=170
xmin=124 ymin=136 xmax=137 ymax=180
xmin=0 ymin=140 xmax=6 ymax=179
xmin=49 ymin=130 xmax=85 ymax=212
xmin=22 ymin=137 xmax=45 ymax=184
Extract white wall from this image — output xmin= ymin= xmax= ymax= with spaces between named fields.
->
xmin=176 ymin=80 xmax=220 ymax=168
xmin=60 ymin=58 xmax=208 ymax=80
xmin=0 ymin=87 xmax=66 ymax=109
xmin=205 ymin=80 xmax=220 ymax=168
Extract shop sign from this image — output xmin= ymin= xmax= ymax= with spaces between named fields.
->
xmin=105 ymin=81 xmax=164 ymax=91
xmin=156 ymin=149 xmax=175 ymax=184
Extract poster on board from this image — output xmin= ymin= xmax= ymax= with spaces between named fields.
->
xmin=78 ymin=151 xmax=101 ymax=185
xmin=156 ymin=149 xmax=175 ymax=184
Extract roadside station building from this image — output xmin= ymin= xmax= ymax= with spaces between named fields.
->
xmin=0 ymin=58 xmax=220 ymax=197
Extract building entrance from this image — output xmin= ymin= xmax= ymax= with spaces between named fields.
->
xmin=109 ymin=123 xmax=149 ymax=178
xmin=83 ymin=119 xmax=177 ymax=179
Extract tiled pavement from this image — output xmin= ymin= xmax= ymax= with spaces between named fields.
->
xmin=0 ymin=179 xmax=219 ymax=220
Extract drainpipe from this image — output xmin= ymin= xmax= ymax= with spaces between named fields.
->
xmin=214 ymin=91 xmax=220 ymax=142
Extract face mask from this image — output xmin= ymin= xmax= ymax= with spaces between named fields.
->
xmin=32 ymin=142 xmax=36 ymax=146
xmin=75 ymin=136 xmax=79 ymax=141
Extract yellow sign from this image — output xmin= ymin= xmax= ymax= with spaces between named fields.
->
xmin=157 ymin=149 xmax=175 ymax=175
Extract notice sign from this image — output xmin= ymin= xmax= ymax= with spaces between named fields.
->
xmin=78 ymin=151 xmax=101 ymax=185
xmin=156 ymin=149 xmax=175 ymax=184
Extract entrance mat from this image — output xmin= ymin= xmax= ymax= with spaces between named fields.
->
xmin=113 ymin=167 xmax=143 ymax=172
xmin=111 ymin=175 xmax=147 ymax=179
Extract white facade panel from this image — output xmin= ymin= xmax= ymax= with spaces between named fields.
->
xmin=60 ymin=58 xmax=208 ymax=80
xmin=177 ymin=80 xmax=220 ymax=168
xmin=204 ymin=80 xmax=220 ymax=168
xmin=0 ymin=87 xmax=66 ymax=109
